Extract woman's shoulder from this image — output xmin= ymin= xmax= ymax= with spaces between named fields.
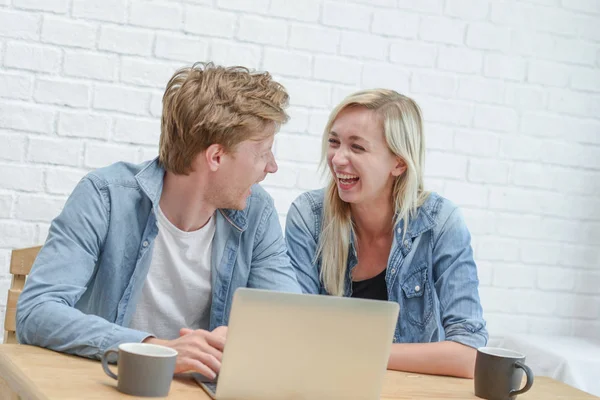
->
xmin=290 ymin=188 xmax=326 ymax=215
xmin=416 ymin=192 xmax=469 ymax=240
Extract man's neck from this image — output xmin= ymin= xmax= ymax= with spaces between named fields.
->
xmin=159 ymin=170 xmax=216 ymax=232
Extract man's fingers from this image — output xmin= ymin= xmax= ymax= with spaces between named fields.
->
xmin=175 ymin=358 xmax=216 ymax=379
xmin=179 ymin=328 xmax=194 ymax=336
xmin=193 ymin=352 xmax=221 ymax=375
xmin=206 ymin=333 xmax=226 ymax=352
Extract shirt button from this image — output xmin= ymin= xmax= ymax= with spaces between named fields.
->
xmin=404 ymin=239 xmax=410 ymax=247
xmin=391 ymin=268 xmax=396 ymax=274
xmin=142 ymin=240 xmax=149 ymax=247
xmin=396 ymin=227 xmax=402 ymax=234
xmin=415 ymin=285 xmax=421 ymax=292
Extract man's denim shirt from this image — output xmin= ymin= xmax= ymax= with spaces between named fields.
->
xmin=16 ymin=159 xmax=301 ymax=359
xmin=285 ymin=189 xmax=488 ymax=349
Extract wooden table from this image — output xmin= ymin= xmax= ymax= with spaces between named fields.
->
xmin=0 ymin=345 xmax=596 ymax=399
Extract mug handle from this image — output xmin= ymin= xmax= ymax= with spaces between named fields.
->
xmin=101 ymin=349 xmax=119 ymax=380
xmin=510 ymin=361 xmax=534 ymax=396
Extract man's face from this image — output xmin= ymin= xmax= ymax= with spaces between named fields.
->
xmin=210 ymin=129 xmax=278 ymax=210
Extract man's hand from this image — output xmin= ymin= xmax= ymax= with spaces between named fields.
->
xmin=143 ymin=328 xmax=226 ymax=379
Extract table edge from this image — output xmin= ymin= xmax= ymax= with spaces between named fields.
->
xmin=0 ymin=346 xmax=48 ymax=400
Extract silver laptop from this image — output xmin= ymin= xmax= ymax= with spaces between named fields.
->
xmin=195 ymin=288 xmax=399 ymax=400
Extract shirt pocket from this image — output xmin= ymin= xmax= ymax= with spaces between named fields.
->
xmin=401 ymin=264 xmax=433 ymax=327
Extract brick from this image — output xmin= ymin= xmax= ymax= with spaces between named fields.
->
xmin=457 ymin=77 xmax=504 ymax=103
xmin=210 ymin=40 xmax=261 ymax=68
xmin=308 ymin=110 xmax=331 ymax=136
xmin=282 ymin=107 xmax=310 ymax=134
xmin=263 ymin=48 xmax=312 ymax=79
xmin=184 ymin=6 xmax=236 ymax=38
xmin=411 ymin=72 xmax=457 ymax=97
xmin=269 ymin=0 xmax=320 ymax=22
xmin=527 ymin=61 xmax=570 ymax=87
xmin=575 ymin=271 xmax=600 ymax=295
xmin=425 ymin=151 xmax=467 ymax=179
xmin=504 ymin=85 xmax=546 ymax=110
xmin=461 ymin=209 xmax=495 ymax=235
xmin=438 ymin=47 xmax=483 ymax=73
xmin=275 ymin=134 xmax=321 ymax=163
xmin=493 ymin=264 xmax=536 ymax=288
xmin=0 ymin=194 xmax=12 ymax=218
xmin=149 ymin=93 xmax=163 ymax=118
xmin=0 ymin=10 xmax=39 ymax=40
xmin=36 ymin=223 xmax=51 ymax=243
xmin=372 ymin=10 xmax=418 ymax=38
xmin=217 ymin=0 xmax=269 ymax=12
xmin=296 ymin=166 xmax=326 ymax=190
xmin=571 ymin=67 xmax=600 ymax=92
xmin=266 ymin=187 xmax=303 ymax=217
xmin=281 ymin=78 xmax=331 ymax=108
xmin=477 ymin=237 xmax=520 ymax=261
xmin=578 ymin=14 xmax=600 ymax=41
xmin=99 ymin=26 xmax=153 ymax=56
xmin=418 ymin=97 xmax=473 ymax=127
xmin=483 ymin=313 xmax=528 ymax=335
xmin=322 ymin=2 xmax=371 ymax=31
xmin=572 ymin=321 xmax=600 ymax=340
xmin=548 ymin=89 xmax=594 ymax=117
xmin=340 ymin=31 xmax=387 ymax=60
xmin=468 ymin=159 xmax=509 ymax=184
xmin=484 ymin=54 xmax=526 ymax=81
xmin=237 ymin=16 xmax=287 ymax=46
xmin=475 ymin=260 xmax=493 ymax=286
xmin=0 ymin=73 xmax=33 ymax=100
xmin=129 ymin=1 xmax=182 ymax=29
xmin=41 ymin=16 xmax=96 ymax=49
xmin=63 ymin=49 xmax=118 ymax=81
xmin=58 ymin=111 xmax=110 ymax=140
xmin=443 ymin=181 xmax=488 ymax=208
xmin=362 ymin=64 xmax=410 ymax=93
xmin=0 ymin=163 xmax=43 ymax=191
xmin=121 ymin=57 xmax=178 ymax=88
xmin=0 ymin=102 xmax=54 ymax=134
xmin=34 ymin=78 xmax=90 ymax=108
xmin=154 ymin=33 xmax=208 ymax=62
xmin=511 ymin=31 xmax=555 ymax=58
xmin=521 ymin=242 xmax=561 ymax=265
xmin=84 ymin=143 xmax=138 ymax=169
xmin=424 ymin=123 xmax=453 ymax=151
xmin=390 ymin=40 xmax=437 ymax=67
xmin=261 ymin=162 xmax=299 ymax=189
xmin=424 ymin=178 xmax=445 ymax=194
xmin=419 ymin=17 xmax=466 ymax=45
xmin=553 ymin=38 xmax=597 ymax=65
xmin=13 ymin=0 xmax=68 ymax=13
xmin=557 ymin=295 xmax=600 ymax=319
xmin=489 ymin=187 xmax=541 ymax=214
xmin=0 ymin=132 xmax=26 ymax=162
xmin=398 ymin=0 xmax=442 ymax=13
xmin=466 ymin=23 xmax=510 ymax=51
xmin=500 ymin=135 xmax=544 ymax=161
xmin=539 ymin=219 xmax=580 ymax=243
xmin=0 ymin=221 xmax=36 ymax=248
xmin=346 ymin=0 xmax=396 ymax=5
xmin=113 ymin=116 xmax=160 ymax=146
xmin=45 ymin=167 xmax=85 ymax=195
xmin=331 ymin=85 xmax=360 ymax=106
xmin=444 ymin=0 xmax=489 ymax=19
xmin=511 ymin=162 xmax=553 ymax=189
xmin=139 ymin=147 xmax=159 ymax=162
xmin=562 ymin=0 xmax=600 ymax=13
xmin=313 ymin=56 xmax=361 ymax=84
xmin=4 ymin=42 xmax=61 ymax=73
xmin=473 ymin=105 xmax=518 ymax=133
xmin=552 ymin=168 xmax=600 ymax=195
xmin=14 ymin=194 xmax=65 ymax=222
xmin=527 ymin=317 xmax=573 ymax=336
xmin=72 ymin=0 xmax=127 ymax=23
xmin=454 ymin=130 xmax=500 ymax=157
xmin=498 ymin=3 xmax=578 ymax=36
xmin=540 ymin=140 xmax=597 ymax=169
xmin=93 ymin=85 xmax=150 ymax=116
xmin=28 ymin=137 xmax=82 ymax=167
xmin=289 ymin=24 xmax=340 ymax=54
xmin=495 ymin=213 xmax=543 ymax=240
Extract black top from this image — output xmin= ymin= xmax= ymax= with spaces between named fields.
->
xmin=351 ymin=269 xmax=388 ymax=301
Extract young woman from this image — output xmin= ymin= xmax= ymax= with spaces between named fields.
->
xmin=285 ymin=89 xmax=487 ymax=378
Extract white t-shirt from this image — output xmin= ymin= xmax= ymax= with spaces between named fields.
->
xmin=129 ymin=207 xmax=215 ymax=340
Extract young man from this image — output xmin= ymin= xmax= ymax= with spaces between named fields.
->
xmin=16 ymin=63 xmax=301 ymax=380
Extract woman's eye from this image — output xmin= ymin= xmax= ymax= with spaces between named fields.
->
xmin=328 ymin=138 xmax=340 ymax=145
xmin=352 ymin=145 xmax=365 ymax=151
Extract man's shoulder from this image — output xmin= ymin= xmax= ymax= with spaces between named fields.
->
xmin=84 ymin=160 xmax=154 ymax=190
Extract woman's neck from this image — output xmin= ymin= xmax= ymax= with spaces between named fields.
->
xmin=351 ymin=196 xmax=395 ymax=240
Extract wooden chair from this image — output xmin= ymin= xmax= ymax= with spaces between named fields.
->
xmin=3 ymin=246 xmax=42 ymax=344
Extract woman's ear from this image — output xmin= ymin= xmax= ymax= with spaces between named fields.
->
xmin=391 ymin=157 xmax=407 ymax=177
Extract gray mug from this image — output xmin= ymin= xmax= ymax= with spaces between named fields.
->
xmin=101 ymin=343 xmax=178 ymax=397
xmin=474 ymin=347 xmax=534 ymax=400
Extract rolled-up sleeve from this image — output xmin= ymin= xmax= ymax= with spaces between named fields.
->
xmin=432 ymin=206 xmax=488 ymax=349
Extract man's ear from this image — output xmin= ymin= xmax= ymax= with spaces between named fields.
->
xmin=205 ymin=144 xmax=226 ymax=172
xmin=391 ymin=157 xmax=407 ymax=177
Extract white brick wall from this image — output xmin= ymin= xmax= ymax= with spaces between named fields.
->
xmin=0 ymin=0 xmax=599 ymax=342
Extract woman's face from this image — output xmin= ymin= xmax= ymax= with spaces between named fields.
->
xmin=326 ymin=106 xmax=405 ymax=206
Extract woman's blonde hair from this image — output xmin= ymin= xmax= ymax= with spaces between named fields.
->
xmin=159 ymin=62 xmax=289 ymax=174
xmin=317 ymin=89 xmax=429 ymax=296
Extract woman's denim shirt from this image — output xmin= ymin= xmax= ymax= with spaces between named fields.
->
xmin=285 ymin=189 xmax=488 ymax=349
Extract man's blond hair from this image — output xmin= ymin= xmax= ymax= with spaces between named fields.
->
xmin=159 ymin=62 xmax=289 ymax=174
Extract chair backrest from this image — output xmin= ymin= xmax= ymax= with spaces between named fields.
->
xmin=4 ymin=245 xmax=42 ymax=344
